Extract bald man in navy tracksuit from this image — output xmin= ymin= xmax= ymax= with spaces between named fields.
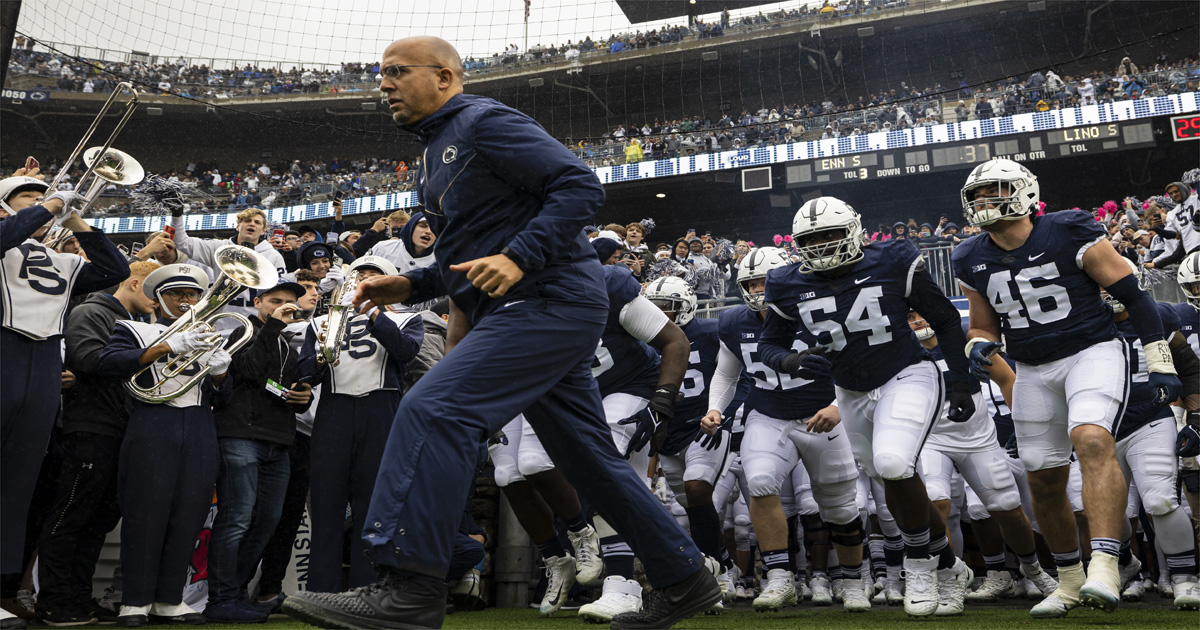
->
xmin=282 ymin=36 xmax=719 ymax=630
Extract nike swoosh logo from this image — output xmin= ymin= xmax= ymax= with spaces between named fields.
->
xmin=896 ymin=375 xmax=912 ymax=380
xmin=854 ymin=276 xmax=872 ymax=284
xmin=1149 ymin=422 xmax=1161 ymax=428
xmin=1028 ymin=253 xmax=1045 ymax=261
xmin=503 ymin=300 xmax=525 ymax=308
xmin=827 ymin=435 xmax=838 ymax=441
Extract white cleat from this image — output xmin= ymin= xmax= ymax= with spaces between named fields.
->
xmin=704 ymin=599 xmax=724 ymax=615
xmin=567 ymin=525 xmax=603 ymax=587
xmin=1158 ymin=576 xmax=1175 ymax=598
xmin=1172 ymin=579 xmax=1199 ymax=610
xmin=902 ymin=557 xmax=939 ymax=618
xmin=841 ymin=577 xmax=872 ymax=612
xmin=1017 ymin=577 xmax=1042 ymax=599
xmin=539 ymin=554 xmax=577 ymax=616
xmin=577 ymin=576 xmax=642 ymax=623
xmin=1079 ymin=555 xmax=1121 ymax=613
xmin=1118 ymin=555 xmax=1142 ymax=590
xmin=797 ymin=577 xmax=813 ymax=601
xmin=810 ymin=574 xmax=833 ymax=606
xmin=967 ymin=570 xmax=1013 ymax=602
xmin=1121 ymin=578 xmax=1145 ymax=602
xmin=935 ymin=558 xmax=972 ymax=616
xmin=1021 ymin=565 xmax=1058 ymax=598
xmin=752 ymin=569 xmax=798 ymax=612
xmin=832 ymin=578 xmax=845 ymax=603
xmin=717 ymin=564 xmax=740 ymax=601
xmin=1030 ymin=592 xmax=1078 ymax=619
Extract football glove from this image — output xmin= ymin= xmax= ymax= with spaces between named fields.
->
xmin=965 ymin=337 xmax=1004 ymax=381
xmin=780 ymin=346 xmax=832 ymax=380
xmin=1143 ymin=339 xmax=1182 ymax=407
xmin=1003 ymin=433 xmax=1020 ymax=460
xmin=695 ymin=421 xmax=730 ymax=451
xmin=619 ymin=384 xmax=679 ymax=458
xmin=1177 ymin=425 xmax=1200 ymax=458
xmin=946 ymin=381 xmax=976 ymax=423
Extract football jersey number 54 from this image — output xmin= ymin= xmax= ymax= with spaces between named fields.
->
xmin=796 ymin=286 xmax=892 ymax=350
xmin=985 ymin=262 xmax=1072 ymax=329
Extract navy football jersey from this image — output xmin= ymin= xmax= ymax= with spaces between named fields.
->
xmin=1175 ymin=302 xmax=1199 ymax=359
xmin=717 ymin=305 xmax=834 ymax=420
xmin=673 ymin=317 xmax=721 ymax=423
xmin=1114 ymin=303 xmax=1180 ymax=441
xmin=762 ymin=239 xmax=932 ymax=391
xmin=593 ymin=264 xmax=661 ymax=398
xmin=951 ymin=211 xmax=1117 ymax=365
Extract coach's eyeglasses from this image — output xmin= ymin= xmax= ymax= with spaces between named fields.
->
xmin=376 ymin=64 xmax=444 ymax=82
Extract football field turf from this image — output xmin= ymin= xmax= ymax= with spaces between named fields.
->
xmin=135 ymin=600 xmax=1196 ymax=629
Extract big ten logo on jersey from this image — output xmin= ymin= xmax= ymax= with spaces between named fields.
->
xmin=740 ymin=340 xmax=812 ymax=391
xmin=341 ymin=320 xmax=378 ymax=359
xmin=985 ymin=262 xmax=1072 ymax=329
xmin=592 ymin=339 xmax=614 ymax=377
xmin=16 ymin=243 xmax=67 ymax=295
xmin=681 ymin=350 xmax=704 ymax=398
xmin=796 ymin=286 xmax=893 ymax=349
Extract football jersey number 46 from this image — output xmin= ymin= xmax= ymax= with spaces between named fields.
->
xmin=985 ymin=262 xmax=1073 ymax=329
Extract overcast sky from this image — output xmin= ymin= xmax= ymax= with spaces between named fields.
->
xmin=17 ymin=0 xmax=815 ymax=70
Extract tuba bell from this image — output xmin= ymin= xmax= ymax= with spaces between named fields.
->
xmin=126 ymin=245 xmax=279 ymax=403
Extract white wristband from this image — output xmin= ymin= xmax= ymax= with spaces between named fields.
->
xmin=964 ymin=336 xmax=1002 ymax=359
xmin=1143 ymin=339 xmax=1177 ymax=375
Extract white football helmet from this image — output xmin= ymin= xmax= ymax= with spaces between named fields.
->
xmin=737 ymin=246 xmax=792 ymax=311
xmin=0 ymin=176 xmax=50 ymax=216
xmin=1100 ymin=256 xmax=1142 ymax=314
xmin=908 ymin=311 xmax=935 ymax=341
xmin=960 ymin=158 xmax=1040 ymax=227
xmin=643 ymin=276 xmax=698 ymax=326
xmin=1178 ymin=251 xmax=1200 ymax=312
xmin=791 ymin=196 xmax=865 ymax=272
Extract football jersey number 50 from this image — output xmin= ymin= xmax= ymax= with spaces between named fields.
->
xmin=985 ymin=262 xmax=1072 ymax=330
xmin=796 ymin=286 xmax=892 ymax=350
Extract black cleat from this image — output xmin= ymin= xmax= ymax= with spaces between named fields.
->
xmin=610 ymin=567 xmax=723 ymax=630
xmin=282 ymin=568 xmax=447 ymax=629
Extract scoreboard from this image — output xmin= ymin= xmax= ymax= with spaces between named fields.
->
xmin=785 ymin=121 xmax=1155 ymax=187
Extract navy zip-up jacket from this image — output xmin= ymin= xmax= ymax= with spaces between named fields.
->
xmin=399 ymin=94 xmax=608 ymax=325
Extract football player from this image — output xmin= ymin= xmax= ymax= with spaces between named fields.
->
xmin=297 ymin=256 xmax=425 ymax=593
xmin=515 ymin=233 xmax=692 ymax=622
xmin=907 ymin=310 xmax=1058 ymax=606
xmin=0 ymin=175 xmax=129 ymax=614
xmin=643 ymin=277 xmax=738 ymax=597
xmin=759 ymin=199 xmax=977 ymax=619
xmin=95 ymin=264 xmax=232 ymax=626
xmin=1175 ymin=252 xmax=1200 ymax=548
xmin=1100 ymin=260 xmax=1199 ymax=609
xmin=951 ymin=158 xmax=1181 ymax=617
xmin=705 ymin=247 xmax=871 ymax=613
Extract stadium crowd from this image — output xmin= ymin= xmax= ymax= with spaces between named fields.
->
xmin=1 ymin=125 xmax=1198 ymax=629
xmin=9 ymin=1 xmax=912 ymax=96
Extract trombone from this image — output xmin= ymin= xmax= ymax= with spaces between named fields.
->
xmin=43 ymin=82 xmax=144 ymax=249
xmin=126 ymin=245 xmax=280 ymax=403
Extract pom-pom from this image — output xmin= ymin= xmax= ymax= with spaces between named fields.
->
xmin=1037 ymin=201 xmax=1046 ymax=211
xmin=130 ymin=176 xmax=187 ymax=215
xmin=782 ymin=234 xmax=793 ymax=242
xmin=639 ymin=218 xmax=656 ymax=234
xmin=745 ymin=240 xmax=755 ymax=247
xmin=714 ymin=238 xmax=735 ymax=263
xmin=1182 ymin=168 xmax=1200 ymax=186
xmin=1102 ymin=200 xmax=1119 ymax=216
xmin=645 ymin=259 xmax=695 ymax=285
xmin=773 ymin=234 xmax=783 ymax=246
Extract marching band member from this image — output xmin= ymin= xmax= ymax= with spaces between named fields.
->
xmin=0 ymin=174 xmax=129 ymax=623
xmin=95 ymin=264 xmax=231 ymax=627
xmin=297 ymin=255 xmax=425 ymax=592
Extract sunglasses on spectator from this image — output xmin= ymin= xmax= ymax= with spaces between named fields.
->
xmin=377 ymin=64 xmax=444 ymax=81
